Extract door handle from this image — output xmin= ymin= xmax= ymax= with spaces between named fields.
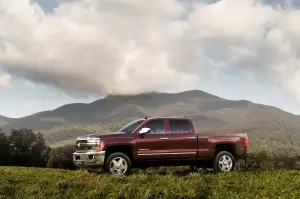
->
xmin=188 ymin=137 xmax=196 ymax=139
xmin=160 ymin=137 xmax=168 ymax=140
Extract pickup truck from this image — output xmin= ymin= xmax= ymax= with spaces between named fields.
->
xmin=73 ymin=117 xmax=248 ymax=175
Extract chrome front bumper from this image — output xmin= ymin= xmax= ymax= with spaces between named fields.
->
xmin=73 ymin=151 xmax=106 ymax=169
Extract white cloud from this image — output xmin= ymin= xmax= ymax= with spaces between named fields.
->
xmin=0 ymin=0 xmax=300 ymax=100
xmin=24 ymin=80 xmax=36 ymax=88
xmin=0 ymin=74 xmax=12 ymax=89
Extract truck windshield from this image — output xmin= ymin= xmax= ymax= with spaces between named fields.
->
xmin=118 ymin=119 xmax=145 ymax=133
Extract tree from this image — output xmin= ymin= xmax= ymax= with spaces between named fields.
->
xmin=0 ymin=129 xmax=10 ymax=165
xmin=9 ymin=128 xmax=50 ymax=167
xmin=46 ymin=145 xmax=76 ymax=170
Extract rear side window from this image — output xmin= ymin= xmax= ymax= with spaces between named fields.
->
xmin=143 ymin=119 xmax=165 ymax=134
xmin=169 ymin=119 xmax=191 ymax=134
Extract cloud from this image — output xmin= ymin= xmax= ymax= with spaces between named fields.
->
xmin=24 ymin=80 xmax=36 ymax=88
xmin=0 ymin=74 xmax=12 ymax=89
xmin=0 ymin=0 xmax=300 ymax=100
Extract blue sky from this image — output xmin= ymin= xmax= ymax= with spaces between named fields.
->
xmin=0 ymin=70 xmax=100 ymax=118
xmin=0 ymin=0 xmax=300 ymax=118
xmin=34 ymin=0 xmax=60 ymax=13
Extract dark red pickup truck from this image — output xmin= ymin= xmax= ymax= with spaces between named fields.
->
xmin=73 ymin=117 xmax=248 ymax=175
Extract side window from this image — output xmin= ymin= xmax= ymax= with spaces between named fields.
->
xmin=143 ymin=119 xmax=165 ymax=134
xmin=169 ymin=119 xmax=191 ymax=134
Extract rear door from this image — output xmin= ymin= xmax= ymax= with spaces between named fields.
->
xmin=166 ymin=119 xmax=198 ymax=160
xmin=135 ymin=119 xmax=169 ymax=160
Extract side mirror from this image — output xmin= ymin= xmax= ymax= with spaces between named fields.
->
xmin=139 ymin=127 xmax=150 ymax=135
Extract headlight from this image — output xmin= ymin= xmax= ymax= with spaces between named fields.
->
xmin=87 ymin=137 xmax=100 ymax=145
xmin=92 ymin=145 xmax=101 ymax=151
xmin=76 ymin=136 xmax=101 ymax=151
xmin=88 ymin=137 xmax=101 ymax=151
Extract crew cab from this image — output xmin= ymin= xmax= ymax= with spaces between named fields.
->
xmin=73 ymin=117 xmax=248 ymax=175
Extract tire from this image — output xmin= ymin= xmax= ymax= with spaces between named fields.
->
xmin=213 ymin=151 xmax=235 ymax=173
xmin=104 ymin=152 xmax=131 ymax=175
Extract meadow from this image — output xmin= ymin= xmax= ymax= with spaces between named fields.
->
xmin=1 ymin=166 xmax=300 ymax=199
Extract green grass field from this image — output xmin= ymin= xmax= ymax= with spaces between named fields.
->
xmin=1 ymin=166 xmax=300 ymax=199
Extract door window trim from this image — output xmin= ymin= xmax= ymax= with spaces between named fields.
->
xmin=166 ymin=119 xmax=193 ymax=134
xmin=134 ymin=118 xmax=167 ymax=135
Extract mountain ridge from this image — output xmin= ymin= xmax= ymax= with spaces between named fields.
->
xmin=1 ymin=90 xmax=298 ymax=119
xmin=1 ymin=90 xmax=300 ymax=150
xmin=0 ymin=115 xmax=17 ymax=127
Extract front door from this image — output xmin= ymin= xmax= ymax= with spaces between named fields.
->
xmin=135 ymin=119 xmax=169 ymax=160
xmin=167 ymin=119 xmax=198 ymax=160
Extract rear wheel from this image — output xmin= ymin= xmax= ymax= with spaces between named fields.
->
xmin=104 ymin=152 xmax=131 ymax=175
xmin=213 ymin=151 xmax=235 ymax=172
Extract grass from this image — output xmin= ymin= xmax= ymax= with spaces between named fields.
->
xmin=1 ymin=166 xmax=300 ymax=199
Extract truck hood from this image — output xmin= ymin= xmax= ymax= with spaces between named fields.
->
xmin=77 ymin=131 xmax=133 ymax=140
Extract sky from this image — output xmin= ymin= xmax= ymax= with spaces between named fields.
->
xmin=0 ymin=0 xmax=300 ymax=118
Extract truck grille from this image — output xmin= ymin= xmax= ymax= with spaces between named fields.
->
xmin=76 ymin=140 xmax=92 ymax=150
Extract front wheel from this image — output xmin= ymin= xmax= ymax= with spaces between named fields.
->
xmin=213 ymin=151 xmax=235 ymax=173
xmin=104 ymin=152 xmax=131 ymax=175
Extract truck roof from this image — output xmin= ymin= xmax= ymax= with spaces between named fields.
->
xmin=142 ymin=117 xmax=191 ymax=120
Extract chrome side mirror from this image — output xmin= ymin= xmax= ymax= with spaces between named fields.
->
xmin=139 ymin=127 xmax=150 ymax=134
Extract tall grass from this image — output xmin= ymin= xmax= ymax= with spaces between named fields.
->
xmin=1 ymin=166 xmax=300 ymax=199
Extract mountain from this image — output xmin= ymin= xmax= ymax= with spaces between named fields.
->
xmin=1 ymin=90 xmax=220 ymax=131
xmin=1 ymin=90 xmax=300 ymax=153
xmin=0 ymin=116 xmax=16 ymax=127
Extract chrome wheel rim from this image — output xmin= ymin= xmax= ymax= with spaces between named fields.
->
xmin=109 ymin=157 xmax=128 ymax=175
xmin=218 ymin=155 xmax=233 ymax=172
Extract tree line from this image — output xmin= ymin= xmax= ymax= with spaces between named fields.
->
xmin=2 ymin=128 xmax=300 ymax=171
xmin=0 ymin=128 xmax=76 ymax=170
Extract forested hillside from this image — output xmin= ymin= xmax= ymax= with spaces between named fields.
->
xmin=1 ymin=90 xmax=300 ymax=154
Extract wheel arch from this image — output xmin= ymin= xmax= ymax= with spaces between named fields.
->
xmin=104 ymin=145 xmax=134 ymax=162
xmin=214 ymin=143 xmax=236 ymax=158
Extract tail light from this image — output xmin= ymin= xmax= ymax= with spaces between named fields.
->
xmin=244 ymin=135 xmax=248 ymax=146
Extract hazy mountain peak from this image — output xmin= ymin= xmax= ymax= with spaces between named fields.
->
xmin=0 ymin=116 xmax=16 ymax=127
xmin=104 ymin=90 xmax=220 ymax=100
xmin=0 ymin=90 xmax=299 ymax=147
